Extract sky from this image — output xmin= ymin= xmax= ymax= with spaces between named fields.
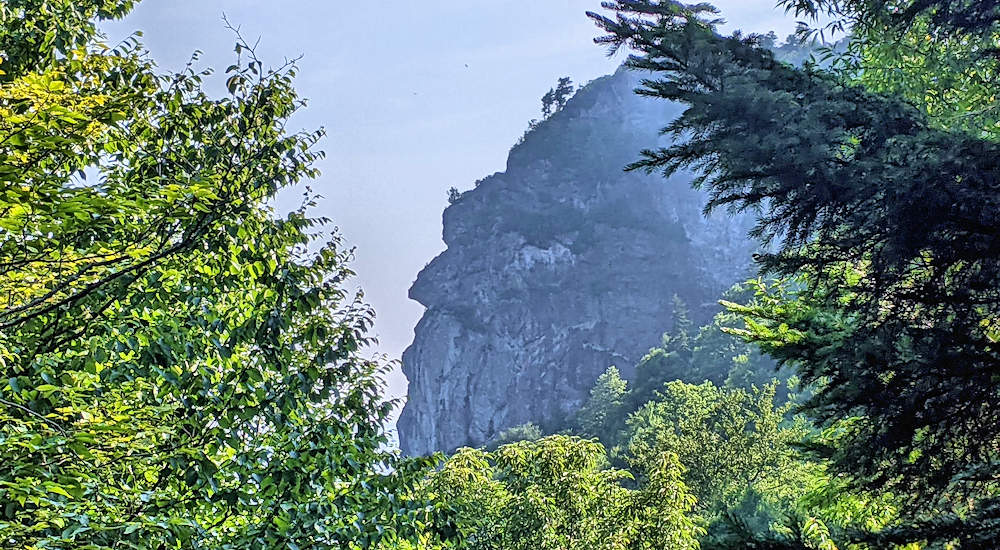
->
xmin=102 ymin=0 xmax=804 ymax=417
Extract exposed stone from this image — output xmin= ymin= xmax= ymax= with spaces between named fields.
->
xmin=397 ymin=66 xmax=757 ymax=456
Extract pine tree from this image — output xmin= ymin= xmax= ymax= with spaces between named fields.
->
xmin=591 ymin=0 xmax=1000 ymax=545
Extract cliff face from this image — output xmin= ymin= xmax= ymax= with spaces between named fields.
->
xmin=398 ymin=67 xmax=757 ymax=456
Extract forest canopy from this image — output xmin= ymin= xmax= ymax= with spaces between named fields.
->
xmin=3 ymin=0 xmax=999 ymax=548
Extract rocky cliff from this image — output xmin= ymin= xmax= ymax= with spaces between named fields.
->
xmin=398 ymin=66 xmax=758 ymax=456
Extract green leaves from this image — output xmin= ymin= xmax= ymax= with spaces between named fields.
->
xmin=0 ymin=3 xmax=434 ymax=549
xmin=420 ymin=435 xmax=702 ymax=550
xmin=624 ymin=380 xmax=807 ymax=514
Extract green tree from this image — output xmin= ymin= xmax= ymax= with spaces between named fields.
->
xmin=624 ymin=382 xmax=908 ymax=549
xmin=629 ymin=297 xmax=692 ymax=409
xmin=574 ymin=292 xmax=781 ymax=445
xmin=591 ymin=0 xmax=1000 ymax=544
xmin=0 ymin=2 xmax=440 ymax=548
xmin=486 ymin=422 xmax=543 ymax=450
xmin=422 ymin=435 xmax=703 ymax=550
xmin=574 ymin=366 xmax=628 ymax=441
xmin=785 ymin=0 xmax=1000 ymax=139
xmin=624 ymin=381 xmax=806 ymax=514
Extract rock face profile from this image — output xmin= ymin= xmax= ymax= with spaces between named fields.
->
xmin=397 ymin=66 xmax=757 ymax=456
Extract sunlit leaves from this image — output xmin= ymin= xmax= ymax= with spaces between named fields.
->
xmin=0 ymin=2 xmax=433 ymax=549
xmin=419 ymin=435 xmax=703 ymax=550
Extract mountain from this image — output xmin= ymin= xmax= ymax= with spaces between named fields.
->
xmin=397 ymin=66 xmax=758 ymax=456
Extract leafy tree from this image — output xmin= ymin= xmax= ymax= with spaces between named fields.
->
xmin=575 ymin=292 xmax=780 ymax=444
xmin=485 ymin=422 xmax=543 ymax=450
xmin=624 ymin=381 xmax=807 ymax=514
xmin=591 ymin=0 xmax=1000 ymax=544
xmin=420 ymin=435 xmax=703 ymax=550
xmin=623 ymin=382 xmax=910 ymax=549
xmin=0 ymin=2 xmax=440 ymax=548
xmin=0 ymin=0 xmax=137 ymax=80
xmin=447 ymin=186 xmax=462 ymax=204
xmin=785 ymin=0 xmax=1000 ymax=139
xmin=574 ymin=366 xmax=628 ymax=441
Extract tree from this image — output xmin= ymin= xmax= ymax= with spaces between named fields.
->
xmin=552 ymin=77 xmax=575 ymax=110
xmin=628 ymin=292 xmax=780 ymax=414
xmin=624 ymin=381 xmax=806 ymax=514
xmin=784 ymin=0 xmax=1000 ymax=139
xmin=574 ymin=366 xmax=628 ymax=441
xmin=574 ymin=292 xmax=781 ymax=445
xmin=590 ymin=0 xmax=1000 ymax=544
xmin=420 ymin=435 xmax=703 ymax=550
xmin=623 ymin=383 xmax=910 ymax=549
xmin=447 ymin=186 xmax=462 ymax=204
xmin=0 ymin=2 xmax=440 ymax=548
xmin=629 ymin=296 xmax=693 ymax=410
xmin=541 ymin=88 xmax=556 ymax=118
xmin=540 ymin=76 xmax=575 ymax=119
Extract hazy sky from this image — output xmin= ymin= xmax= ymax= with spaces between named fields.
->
xmin=103 ymin=1 xmax=802 ymax=414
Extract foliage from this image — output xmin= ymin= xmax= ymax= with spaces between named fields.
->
xmin=575 ymin=292 xmax=781 ymax=445
xmin=618 ymin=381 xmax=909 ymax=549
xmin=574 ymin=370 xmax=896 ymax=548
xmin=624 ymin=381 xmax=807 ymax=514
xmin=420 ymin=435 xmax=703 ymax=550
xmin=0 ymin=2 xmax=441 ymax=548
xmin=701 ymin=419 xmax=915 ymax=550
xmin=590 ymin=0 xmax=1000 ymax=545
xmin=574 ymin=367 xmax=628 ymax=441
xmin=485 ymin=422 xmax=543 ymax=450
xmin=643 ymin=293 xmax=780 ymax=399
xmin=541 ymin=77 xmax=575 ymax=118
xmin=0 ymin=0 xmax=137 ymax=81
xmin=783 ymin=0 xmax=1000 ymax=139
xmin=447 ymin=186 xmax=462 ymax=204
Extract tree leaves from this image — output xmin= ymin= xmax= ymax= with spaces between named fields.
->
xmin=420 ymin=436 xmax=702 ymax=550
xmin=0 ymin=3 xmax=435 ymax=549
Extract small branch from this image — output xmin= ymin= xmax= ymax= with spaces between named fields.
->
xmin=0 ymin=397 xmax=68 ymax=435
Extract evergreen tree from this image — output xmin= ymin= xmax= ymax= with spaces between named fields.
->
xmin=552 ymin=77 xmax=575 ymax=110
xmin=629 ymin=296 xmax=693 ymax=409
xmin=540 ymin=77 xmax=575 ymax=119
xmin=591 ymin=0 xmax=1000 ymax=544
